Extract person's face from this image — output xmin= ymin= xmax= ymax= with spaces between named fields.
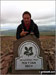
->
xmin=23 ymin=14 xmax=31 ymax=25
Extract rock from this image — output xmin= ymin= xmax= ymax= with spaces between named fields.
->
xmin=1 ymin=65 xmax=9 ymax=74
xmin=49 ymin=51 xmax=54 ymax=55
xmin=4 ymin=54 xmax=13 ymax=63
xmin=0 ymin=51 xmax=3 ymax=56
xmin=1 ymin=60 xmax=9 ymax=69
xmin=48 ymin=60 xmax=54 ymax=70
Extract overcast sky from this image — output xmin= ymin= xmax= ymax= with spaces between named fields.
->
xmin=1 ymin=1 xmax=55 ymax=30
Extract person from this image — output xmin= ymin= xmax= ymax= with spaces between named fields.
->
xmin=16 ymin=11 xmax=39 ymax=39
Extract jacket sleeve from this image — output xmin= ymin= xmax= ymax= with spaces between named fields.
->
xmin=34 ymin=24 xmax=40 ymax=38
xmin=16 ymin=25 xmax=22 ymax=39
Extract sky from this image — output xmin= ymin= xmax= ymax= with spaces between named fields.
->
xmin=1 ymin=0 xmax=55 ymax=30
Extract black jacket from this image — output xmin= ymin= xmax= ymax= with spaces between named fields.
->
xmin=16 ymin=19 xmax=39 ymax=39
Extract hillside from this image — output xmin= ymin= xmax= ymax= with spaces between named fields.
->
xmin=0 ymin=36 xmax=55 ymax=74
xmin=1 ymin=25 xmax=55 ymax=36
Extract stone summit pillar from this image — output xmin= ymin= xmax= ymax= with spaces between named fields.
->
xmin=12 ymin=34 xmax=47 ymax=74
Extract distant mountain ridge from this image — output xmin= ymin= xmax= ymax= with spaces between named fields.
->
xmin=1 ymin=25 xmax=55 ymax=36
xmin=38 ymin=25 xmax=55 ymax=31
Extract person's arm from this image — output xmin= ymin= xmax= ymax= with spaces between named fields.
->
xmin=34 ymin=24 xmax=40 ymax=38
xmin=16 ymin=26 xmax=21 ymax=39
xmin=20 ymin=29 xmax=28 ymax=37
xmin=16 ymin=25 xmax=28 ymax=40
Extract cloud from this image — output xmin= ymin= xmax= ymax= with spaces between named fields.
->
xmin=32 ymin=13 xmax=55 ymax=20
xmin=1 ymin=0 xmax=55 ymax=30
xmin=34 ymin=16 xmax=55 ymax=26
xmin=1 ymin=18 xmax=20 ymax=24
